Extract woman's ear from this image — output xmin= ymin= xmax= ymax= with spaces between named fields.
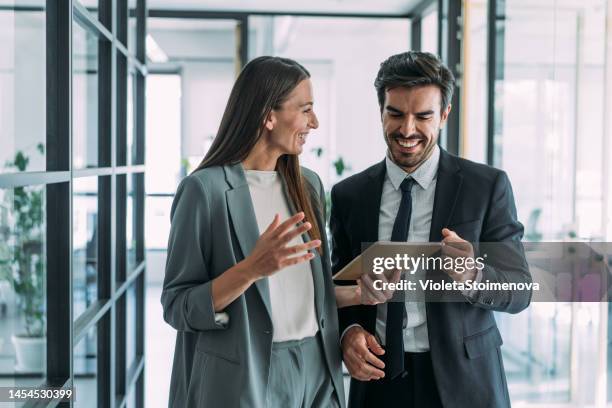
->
xmin=264 ymin=111 xmax=277 ymax=131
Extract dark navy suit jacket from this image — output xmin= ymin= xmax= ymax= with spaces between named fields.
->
xmin=331 ymin=149 xmax=531 ymax=408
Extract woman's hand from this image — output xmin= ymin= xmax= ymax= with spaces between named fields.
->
xmin=244 ymin=212 xmax=321 ymax=281
xmin=335 ymin=270 xmax=401 ymax=308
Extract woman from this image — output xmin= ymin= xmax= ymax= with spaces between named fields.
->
xmin=161 ymin=56 xmax=384 ymax=408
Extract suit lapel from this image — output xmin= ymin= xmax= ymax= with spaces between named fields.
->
xmin=224 ymin=164 xmax=273 ymax=320
xmin=428 ymin=149 xmax=463 ymax=242
xmin=362 ymin=160 xmax=387 ymax=244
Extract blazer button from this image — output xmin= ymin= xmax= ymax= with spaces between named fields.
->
xmin=264 ymin=329 xmax=272 ymax=335
xmin=320 ymin=319 xmax=325 ymax=329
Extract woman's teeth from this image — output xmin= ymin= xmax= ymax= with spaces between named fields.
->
xmin=397 ymin=138 xmax=420 ymax=148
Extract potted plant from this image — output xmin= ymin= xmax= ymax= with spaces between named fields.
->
xmin=0 ymin=144 xmax=46 ymax=372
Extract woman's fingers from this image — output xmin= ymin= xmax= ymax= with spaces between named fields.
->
xmin=262 ymin=213 xmax=281 ymax=236
xmin=271 ymin=212 xmax=305 ymax=238
xmin=279 ymin=252 xmax=315 ymax=268
xmin=279 ymin=240 xmax=321 ymax=257
xmin=278 ymin=221 xmax=312 ymax=244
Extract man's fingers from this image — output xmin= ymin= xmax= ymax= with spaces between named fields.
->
xmin=346 ymin=351 xmax=384 ymax=380
xmin=365 ymin=333 xmax=385 ymax=355
xmin=441 ymin=245 xmax=469 ymax=258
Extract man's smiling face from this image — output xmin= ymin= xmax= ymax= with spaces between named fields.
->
xmin=382 ymin=84 xmax=451 ymax=173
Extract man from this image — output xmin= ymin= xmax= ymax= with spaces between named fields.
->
xmin=330 ymin=51 xmax=532 ymax=408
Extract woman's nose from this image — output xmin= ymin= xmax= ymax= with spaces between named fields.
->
xmin=309 ymin=111 xmax=319 ymax=129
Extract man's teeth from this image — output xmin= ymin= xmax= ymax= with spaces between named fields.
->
xmin=299 ymin=134 xmax=307 ymax=140
xmin=397 ymin=139 xmax=420 ymax=148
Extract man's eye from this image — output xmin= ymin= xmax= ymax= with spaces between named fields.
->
xmin=303 ymin=109 xmax=312 ymax=113
xmin=417 ymin=115 xmax=432 ymax=120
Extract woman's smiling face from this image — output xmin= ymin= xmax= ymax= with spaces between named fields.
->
xmin=264 ymin=79 xmax=319 ymax=156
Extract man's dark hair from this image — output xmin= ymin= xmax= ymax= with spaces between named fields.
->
xmin=374 ymin=51 xmax=455 ymax=113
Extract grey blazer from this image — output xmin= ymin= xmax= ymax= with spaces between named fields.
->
xmin=161 ymin=163 xmax=345 ymax=407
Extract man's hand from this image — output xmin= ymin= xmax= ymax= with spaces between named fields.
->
xmin=441 ymin=228 xmax=477 ymax=282
xmin=341 ymin=326 xmax=386 ymax=381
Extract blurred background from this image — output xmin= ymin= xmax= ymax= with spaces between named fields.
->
xmin=0 ymin=0 xmax=612 ymax=406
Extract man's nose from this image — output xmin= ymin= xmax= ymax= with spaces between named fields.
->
xmin=399 ymin=117 xmax=416 ymax=136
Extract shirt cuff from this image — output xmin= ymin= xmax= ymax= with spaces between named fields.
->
xmin=461 ymin=267 xmax=483 ymax=301
xmin=340 ymin=323 xmax=362 ymax=343
xmin=214 ymin=312 xmax=230 ymax=327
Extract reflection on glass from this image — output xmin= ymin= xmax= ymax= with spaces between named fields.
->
xmin=0 ymin=4 xmax=46 ymax=174
xmin=495 ymin=0 xmax=606 ymax=241
xmin=127 ymin=174 xmax=137 ymax=273
xmin=126 ymin=284 xmax=136 ymax=370
xmin=497 ymin=305 xmax=571 ymax=403
xmin=492 ymin=2 xmax=607 ymax=405
xmin=73 ymin=21 xmax=99 ymax=169
xmin=0 ymin=186 xmax=46 ymax=381
xmin=74 ymin=325 xmax=97 ymax=407
xmin=73 ymin=178 xmax=98 ymax=319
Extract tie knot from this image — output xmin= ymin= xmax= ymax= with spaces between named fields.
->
xmin=400 ymin=177 xmax=414 ymax=193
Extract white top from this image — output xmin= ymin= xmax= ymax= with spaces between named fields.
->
xmin=245 ymin=170 xmax=319 ymax=342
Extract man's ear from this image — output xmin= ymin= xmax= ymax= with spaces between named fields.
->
xmin=439 ymin=104 xmax=452 ymax=129
xmin=264 ymin=110 xmax=277 ymax=131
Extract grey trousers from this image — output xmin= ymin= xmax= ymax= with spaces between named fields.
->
xmin=266 ymin=333 xmax=341 ymax=408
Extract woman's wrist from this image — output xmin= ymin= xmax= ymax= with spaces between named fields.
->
xmin=232 ymin=258 xmax=259 ymax=285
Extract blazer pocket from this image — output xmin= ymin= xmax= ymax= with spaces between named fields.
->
xmin=196 ymin=333 xmax=240 ymax=364
xmin=464 ymin=325 xmax=503 ymax=359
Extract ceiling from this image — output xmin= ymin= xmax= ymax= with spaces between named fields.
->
xmin=146 ymin=0 xmax=423 ymax=16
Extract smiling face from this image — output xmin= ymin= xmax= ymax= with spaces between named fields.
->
xmin=263 ymin=78 xmax=319 ymax=156
xmin=382 ymin=84 xmax=451 ymax=172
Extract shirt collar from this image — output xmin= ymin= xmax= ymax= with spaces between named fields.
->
xmin=385 ymin=144 xmax=440 ymax=191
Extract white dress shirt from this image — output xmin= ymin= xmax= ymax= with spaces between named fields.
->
xmin=374 ymin=145 xmax=440 ymax=352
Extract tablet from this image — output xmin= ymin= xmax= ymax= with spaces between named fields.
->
xmin=332 ymin=241 xmax=443 ymax=281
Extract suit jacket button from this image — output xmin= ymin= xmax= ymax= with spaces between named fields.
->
xmin=320 ymin=319 xmax=325 ymax=329
xmin=264 ymin=329 xmax=271 ymax=335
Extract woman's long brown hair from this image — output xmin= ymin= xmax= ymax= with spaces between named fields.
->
xmin=192 ymin=56 xmax=322 ymax=248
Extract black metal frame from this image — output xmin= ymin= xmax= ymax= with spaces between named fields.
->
xmin=0 ymin=0 xmax=147 ymax=407
xmin=486 ymin=0 xmax=504 ymax=166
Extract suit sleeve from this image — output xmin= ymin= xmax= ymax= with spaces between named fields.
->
xmin=161 ymin=176 xmax=229 ymax=332
xmin=470 ymin=171 xmax=532 ymax=314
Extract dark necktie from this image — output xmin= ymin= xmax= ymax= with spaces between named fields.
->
xmin=385 ymin=177 xmax=414 ymax=379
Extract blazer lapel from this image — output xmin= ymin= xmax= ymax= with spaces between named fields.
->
xmin=362 ymin=160 xmax=386 ymax=244
xmin=224 ymin=164 xmax=273 ymax=320
xmin=428 ymin=149 xmax=463 ymax=242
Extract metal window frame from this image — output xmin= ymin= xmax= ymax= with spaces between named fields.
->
xmin=0 ymin=0 xmax=148 ymax=407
